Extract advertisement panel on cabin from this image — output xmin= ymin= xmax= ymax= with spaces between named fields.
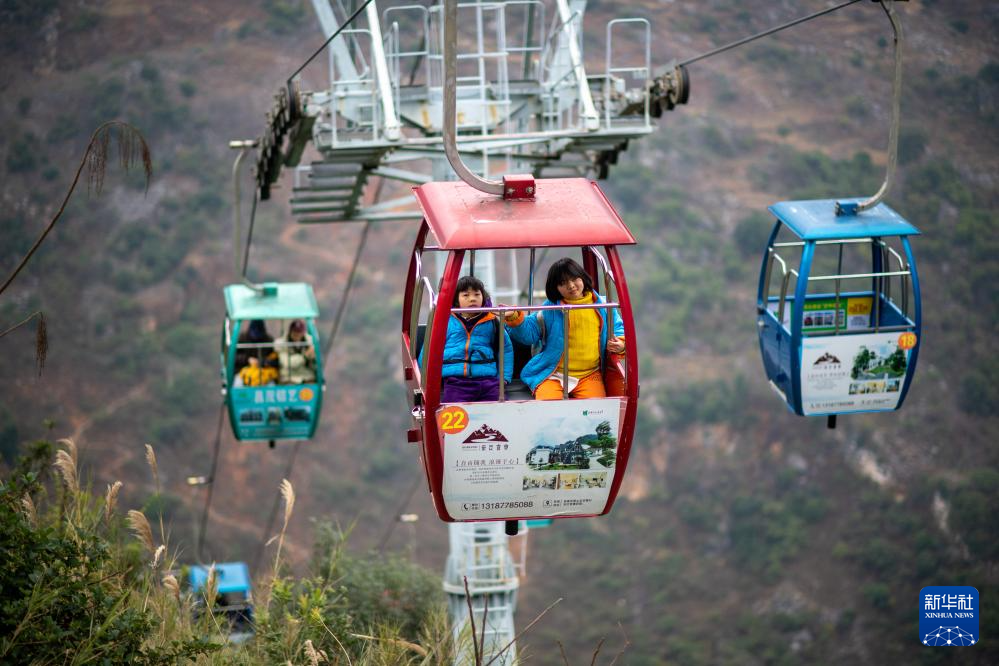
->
xmin=438 ymin=399 xmax=622 ymax=520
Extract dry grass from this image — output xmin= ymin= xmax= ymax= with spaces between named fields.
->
xmin=162 ymin=574 xmax=181 ymax=604
xmin=20 ymin=494 xmax=37 ymax=526
xmin=104 ymin=481 xmax=123 ymax=524
xmin=53 ymin=449 xmax=79 ymax=494
xmin=127 ymin=509 xmax=155 ymax=555
xmin=151 ymin=544 xmax=166 ymax=570
xmin=144 ymin=444 xmax=159 ymax=494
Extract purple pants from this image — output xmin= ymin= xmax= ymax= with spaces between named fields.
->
xmin=441 ymin=376 xmax=500 ymax=403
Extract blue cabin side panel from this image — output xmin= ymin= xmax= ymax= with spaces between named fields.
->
xmin=757 ymin=310 xmax=794 ymax=410
xmin=894 ymin=237 xmax=922 ymax=410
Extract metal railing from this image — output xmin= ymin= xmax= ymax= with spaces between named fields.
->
xmin=325 ymin=28 xmax=383 ymax=146
xmin=384 ymin=4 xmax=431 ymax=88
xmin=604 ymin=18 xmax=651 ymax=128
xmin=452 ymin=300 xmax=621 ymax=400
xmin=764 ymin=240 xmax=913 ymax=335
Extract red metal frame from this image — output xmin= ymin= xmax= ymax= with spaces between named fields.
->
xmin=401 ymin=178 xmax=639 ymax=522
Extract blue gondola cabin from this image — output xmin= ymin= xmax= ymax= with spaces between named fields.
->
xmin=222 ymin=283 xmax=324 ymax=442
xmin=188 ymin=561 xmax=254 ymax=642
xmin=756 ymin=199 xmax=921 ymax=419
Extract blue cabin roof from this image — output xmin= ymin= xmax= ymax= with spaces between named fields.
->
xmin=188 ymin=562 xmax=252 ymax=595
xmin=224 ymin=283 xmax=319 ymax=321
xmin=769 ymin=199 xmax=920 ymax=241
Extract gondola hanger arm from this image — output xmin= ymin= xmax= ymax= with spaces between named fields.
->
xmin=442 ymin=0 xmax=534 ymax=200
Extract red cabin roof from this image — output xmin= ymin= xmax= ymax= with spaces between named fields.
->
xmin=412 ymin=178 xmax=635 ymax=250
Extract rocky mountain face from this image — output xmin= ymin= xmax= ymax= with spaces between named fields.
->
xmin=2 ymin=1 xmax=997 ymax=663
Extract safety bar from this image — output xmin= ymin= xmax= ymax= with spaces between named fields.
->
xmin=409 ymin=275 xmax=438 ymax=360
xmin=235 ymin=341 xmax=315 ymax=350
xmin=807 ymin=270 xmax=910 ymax=282
xmin=876 ymin=240 xmax=910 ymax=319
xmin=763 ymin=250 xmax=795 ymax=325
xmin=769 ymin=238 xmax=912 ymax=330
xmin=802 ymin=323 xmax=912 ymax=337
xmin=453 ymin=303 xmax=620 ymax=315
xmin=773 ymin=239 xmax=873 ymax=247
xmin=587 ymin=246 xmax=616 ymax=283
xmin=765 ymin=241 xmax=913 ymax=329
xmin=453 ymin=301 xmax=621 ymax=400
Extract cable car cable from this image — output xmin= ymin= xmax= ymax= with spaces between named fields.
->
xmin=318 ymin=173 xmax=387 ymax=373
xmin=320 ymin=220 xmax=371 ymax=371
xmin=839 ymin=0 xmax=902 ymax=215
xmin=242 ymin=193 xmax=259 ymax=278
xmin=287 ymin=0 xmax=376 ymax=85
xmin=195 ymin=404 xmax=227 ymax=564
xmin=231 ymin=141 xmax=265 ymax=290
xmin=250 ymin=439 xmax=303 ymax=575
xmin=375 ymin=472 xmax=424 ymax=552
xmin=676 ymin=0 xmax=864 ymax=68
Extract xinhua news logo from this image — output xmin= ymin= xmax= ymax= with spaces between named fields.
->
xmin=919 ymin=586 xmax=979 ymax=647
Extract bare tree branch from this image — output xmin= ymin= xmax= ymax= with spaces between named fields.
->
xmin=484 ymin=597 xmax=563 ymax=666
xmin=0 ymin=310 xmax=46 ymax=375
xmin=606 ymin=622 xmax=632 ymax=666
xmin=464 ymin=576 xmax=481 ymax=666
xmin=589 ymin=636 xmax=606 ymax=666
xmin=0 ymin=121 xmax=152 ymax=298
xmin=479 ymin=590 xmax=490 ymax=664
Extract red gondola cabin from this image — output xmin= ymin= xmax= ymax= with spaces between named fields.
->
xmin=401 ymin=177 xmax=639 ymax=523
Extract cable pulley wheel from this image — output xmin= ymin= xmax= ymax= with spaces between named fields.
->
xmin=286 ymin=79 xmax=302 ymax=124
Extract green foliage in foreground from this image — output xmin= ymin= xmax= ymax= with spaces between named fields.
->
xmin=0 ymin=441 xmax=215 ymax=664
xmin=0 ymin=439 xmax=457 ymax=665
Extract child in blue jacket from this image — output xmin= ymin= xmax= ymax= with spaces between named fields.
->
xmin=504 ymin=257 xmax=625 ymax=399
xmin=422 ymin=275 xmax=513 ymax=402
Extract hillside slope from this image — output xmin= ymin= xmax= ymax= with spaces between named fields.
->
xmin=2 ymin=1 xmax=998 ymax=663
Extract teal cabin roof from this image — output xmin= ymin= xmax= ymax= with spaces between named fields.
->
xmin=224 ymin=283 xmax=319 ymax=320
xmin=769 ymin=199 xmax=920 ymax=241
xmin=188 ymin=562 xmax=251 ymax=594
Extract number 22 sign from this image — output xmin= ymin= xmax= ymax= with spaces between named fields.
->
xmin=438 ymin=406 xmax=469 ymax=435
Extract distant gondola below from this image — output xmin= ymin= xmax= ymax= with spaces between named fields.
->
xmin=756 ymin=199 xmax=921 ymax=424
xmin=221 ymin=282 xmax=324 ymax=444
xmin=188 ymin=561 xmax=254 ymax=643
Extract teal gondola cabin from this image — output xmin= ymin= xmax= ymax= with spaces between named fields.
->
xmin=221 ymin=283 xmax=324 ymax=443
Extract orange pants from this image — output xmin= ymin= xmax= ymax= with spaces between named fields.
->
xmin=534 ymin=371 xmax=606 ymax=400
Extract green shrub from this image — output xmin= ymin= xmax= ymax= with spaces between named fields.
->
xmin=728 ymin=495 xmax=806 ymax=580
xmin=0 ymin=406 xmax=18 ymax=465
xmin=264 ymin=0 xmax=307 ymax=34
xmin=898 ymin=127 xmax=928 ymax=165
xmin=958 ymin=357 xmax=999 ymax=417
xmin=844 ymin=95 xmax=868 ymax=118
xmin=949 ymin=19 xmax=969 ymax=34
xmin=0 ymin=440 xmax=215 ymax=664
xmin=664 ymin=376 xmax=754 ymax=430
xmin=733 ymin=211 xmax=773 ymax=257
xmin=862 ymin=583 xmax=892 ymax=609
xmin=5 ymin=132 xmax=38 ymax=173
xmin=66 ymin=7 xmax=101 ymax=31
xmin=179 ymin=79 xmax=197 ymax=98
xmin=947 ymin=469 xmax=999 ymax=562
xmin=2 ymin=439 xmax=454 ymax=665
xmin=980 ymin=61 xmax=999 ymax=84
